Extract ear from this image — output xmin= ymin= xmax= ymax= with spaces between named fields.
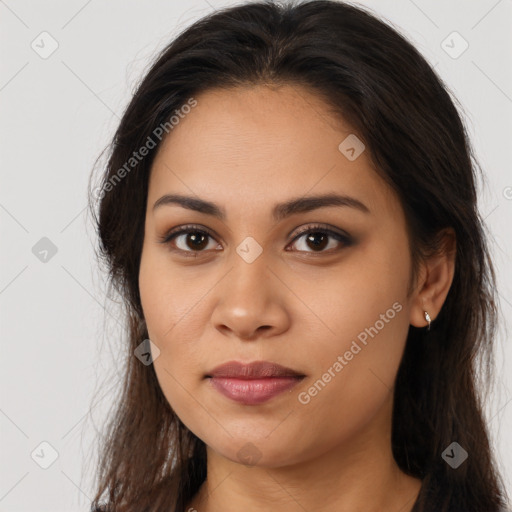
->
xmin=409 ymin=228 xmax=456 ymax=328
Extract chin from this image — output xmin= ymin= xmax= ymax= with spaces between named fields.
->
xmin=204 ymin=434 xmax=307 ymax=469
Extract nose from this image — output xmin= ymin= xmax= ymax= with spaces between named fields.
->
xmin=210 ymin=251 xmax=290 ymax=341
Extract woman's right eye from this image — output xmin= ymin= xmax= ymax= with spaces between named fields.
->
xmin=158 ymin=225 xmax=221 ymax=256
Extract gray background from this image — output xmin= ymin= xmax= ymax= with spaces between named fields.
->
xmin=1 ymin=0 xmax=511 ymax=510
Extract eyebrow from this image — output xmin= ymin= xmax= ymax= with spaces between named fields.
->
xmin=152 ymin=192 xmax=370 ymax=221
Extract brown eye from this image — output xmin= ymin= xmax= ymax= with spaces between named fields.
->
xmin=159 ymin=225 xmax=220 ymax=255
xmin=303 ymin=232 xmax=329 ymax=251
xmin=288 ymin=224 xmax=353 ymax=253
xmin=180 ymin=231 xmax=210 ymax=251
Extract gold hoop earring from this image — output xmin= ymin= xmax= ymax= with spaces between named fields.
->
xmin=424 ymin=311 xmax=432 ymax=331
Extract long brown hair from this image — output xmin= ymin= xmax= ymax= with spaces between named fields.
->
xmin=87 ymin=1 xmax=509 ymax=510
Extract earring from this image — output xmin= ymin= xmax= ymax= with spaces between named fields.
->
xmin=424 ymin=311 xmax=432 ymax=331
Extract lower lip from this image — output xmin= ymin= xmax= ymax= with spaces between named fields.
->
xmin=208 ymin=376 xmax=304 ymax=405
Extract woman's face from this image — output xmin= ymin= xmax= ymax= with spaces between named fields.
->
xmin=139 ymin=84 xmax=417 ymax=467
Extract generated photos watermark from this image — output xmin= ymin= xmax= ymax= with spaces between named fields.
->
xmin=298 ymin=301 xmax=403 ymax=405
xmin=93 ymin=97 xmax=197 ymax=200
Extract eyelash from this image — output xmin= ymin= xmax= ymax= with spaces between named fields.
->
xmin=158 ymin=223 xmax=353 ymax=257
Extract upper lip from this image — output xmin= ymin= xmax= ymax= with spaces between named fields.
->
xmin=206 ymin=360 xmax=305 ymax=379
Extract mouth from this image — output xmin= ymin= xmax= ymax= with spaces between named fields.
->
xmin=206 ymin=360 xmax=305 ymax=379
xmin=205 ymin=360 xmax=305 ymax=405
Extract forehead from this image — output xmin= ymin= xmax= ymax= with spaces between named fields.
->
xmin=148 ymin=84 xmax=399 ymax=220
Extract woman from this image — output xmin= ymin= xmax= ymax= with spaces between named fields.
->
xmin=88 ymin=1 xmax=510 ymax=511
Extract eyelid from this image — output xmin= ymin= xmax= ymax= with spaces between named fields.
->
xmin=158 ymin=223 xmax=220 ymax=247
xmin=289 ymin=223 xmax=352 ymax=243
xmin=158 ymin=222 xmax=353 ymax=254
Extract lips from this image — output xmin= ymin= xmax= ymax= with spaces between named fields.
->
xmin=206 ymin=360 xmax=304 ymax=379
xmin=205 ymin=360 xmax=305 ymax=405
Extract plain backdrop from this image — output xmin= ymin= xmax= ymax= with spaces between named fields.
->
xmin=1 ymin=0 xmax=511 ymax=510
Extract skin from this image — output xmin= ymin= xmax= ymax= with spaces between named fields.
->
xmin=138 ymin=84 xmax=455 ymax=512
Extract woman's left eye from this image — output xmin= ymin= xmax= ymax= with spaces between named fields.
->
xmin=288 ymin=225 xmax=353 ymax=253
xmin=158 ymin=223 xmax=353 ymax=256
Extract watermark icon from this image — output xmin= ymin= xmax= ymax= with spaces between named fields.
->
xmin=298 ymin=301 xmax=403 ymax=405
xmin=31 ymin=31 xmax=59 ymax=59
xmin=503 ymin=186 xmax=512 ymax=200
xmin=338 ymin=133 xmax=365 ymax=161
xmin=32 ymin=237 xmax=58 ymax=263
xmin=134 ymin=338 xmax=161 ymax=365
xmin=236 ymin=236 xmax=263 ymax=263
xmin=237 ymin=442 xmax=262 ymax=467
xmin=441 ymin=441 xmax=468 ymax=469
xmin=93 ymin=97 xmax=197 ymax=200
xmin=441 ymin=31 xmax=469 ymax=59
xmin=31 ymin=441 xmax=59 ymax=469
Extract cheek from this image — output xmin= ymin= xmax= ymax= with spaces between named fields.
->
xmin=295 ymin=233 xmax=411 ymax=420
xmin=302 ymin=294 xmax=409 ymax=403
xmin=139 ymin=245 xmax=204 ymax=340
xmin=306 ymin=231 xmax=410 ymax=346
xmin=292 ymin=299 xmax=409 ymax=458
xmin=138 ymin=245 xmax=213 ymax=405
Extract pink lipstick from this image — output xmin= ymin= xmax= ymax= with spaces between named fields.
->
xmin=206 ymin=360 xmax=305 ymax=405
